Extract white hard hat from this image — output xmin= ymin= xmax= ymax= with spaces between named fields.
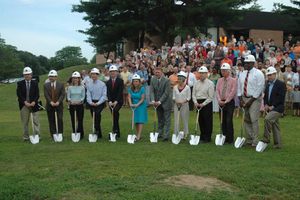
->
xmin=90 ymin=68 xmax=100 ymax=74
xmin=177 ymin=71 xmax=187 ymax=78
xmin=48 ymin=70 xmax=58 ymax=77
xmin=244 ymin=55 xmax=256 ymax=63
xmin=266 ymin=67 xmax=277 ymax=75
xmin=221 ymin=63 xmax=231 ymax=70
xmin=107 ymin=59 xmax=112 ymax=63
xmin=132 ymin=74 xmax=141 ymax=80
xmin=23 ymin=67 xmax=32 ymax=75
xmin=72 ymin=71 xmax=81 ymax=78
xmin=109 ymin=65 xmax=118 ymax=71
xmin=198 ymin=66 xmax=208 ymax=73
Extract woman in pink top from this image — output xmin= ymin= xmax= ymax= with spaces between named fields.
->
xmin=228 ymin=49 xmax=235 ymax=62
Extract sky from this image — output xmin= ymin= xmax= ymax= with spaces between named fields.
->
xmin=0 ymin=0 xmax=296 ymax=61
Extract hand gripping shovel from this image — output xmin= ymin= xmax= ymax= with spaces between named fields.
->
xmin=235 ymin=107 xmax=246 ymax=148
xmin=53 ymin=108 xmax=63 ymax=142
xmin=88 ymin=108 xmax=98 ymax=142
xmin=71 ymin=106 xmax=80 ymax=142
xmin=189 ymin=107 xmax=201 ymax=145
xmin=29 ymin=108 xmax=39 ymax=144
xmin=215 ymin=106 xmax=226 ymax=146
xmin=108 ymin=106 xmax=117 ymax=142
xmin=256 ymin=112 xmax=269 ymax=152
xmin=127 ymin=107 xmax=137 ymax=144
xmin=172 ymin=104 xmax=183 ymax=145
xmin=150 ymin=106 xmax=159 ymax=143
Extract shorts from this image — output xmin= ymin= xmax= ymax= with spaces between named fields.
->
xmin=293 ymin=102 xmax=300 ymax=109
xmin=123 ymin=85 xmax=129 ymax=94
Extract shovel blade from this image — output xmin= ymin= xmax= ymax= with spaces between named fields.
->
xmin=53 ymin=133 xmax=63 ymax=142
xmin=235 ymin=137 xmax=246 ymax=148
xmin=29 ymin=135 xmax=39 ymax=144
xmin=127 ymin=134 xmax=136 ymax=144
xmin=189 ymin=135 xmax=200 ymax=145
xmin=172 ymin=134 xmax=181 ymax=145
xmin=109 ymin=133 xmax=117 ymax=142
xmin=215 ymin=134 xmax=225 ymax=146
xmin=89 ymin=134 xmax=98 ymax=142
xmin=256 ymin=141 xmax=268 ymax=152
xmin=179 ymin=131 xmax=184 ymax=139
xmin=150 ymin=132 xmax=159 ymax=143
xmin=72 ymin=133 xmax=80 ymax=142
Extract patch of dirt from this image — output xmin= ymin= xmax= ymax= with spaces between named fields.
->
xmin=164 ymin=175 xmax=232 ymax=193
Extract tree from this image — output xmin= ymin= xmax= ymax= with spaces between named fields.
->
xmin=38 ymin=55 xmax=51 ymax=71
xmin=273 ymin=1 xmax=300 ymax=30
xmin=17 ymin=51 xmax=43 ymax=75
xmin=247 ymin=0 xmax=264 ymax=11
xmin=0 ymin=38 xmax=24 ymax=81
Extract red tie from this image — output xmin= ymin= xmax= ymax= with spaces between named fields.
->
xmin=186 ymin=73 xmax=189 ymax=85
xmin=112 ymin=79 xmax=115 ymax=89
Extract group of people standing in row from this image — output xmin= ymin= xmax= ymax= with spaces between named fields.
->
xmin=17 ymin=53 xmax=286 ymax=149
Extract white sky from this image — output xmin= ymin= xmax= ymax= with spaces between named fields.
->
xmin=0 ymin=0 xmax=297 ymax=61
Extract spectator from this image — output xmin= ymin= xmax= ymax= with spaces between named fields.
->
xmin=105 ymin=59 xmax=112 ymax=68
xmin=283 ymin=52 xmax=292 ymax=65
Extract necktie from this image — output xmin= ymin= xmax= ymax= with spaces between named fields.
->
xmin=243 ymin=71 xmax=249 ymax=96
xmin=26 ymin=81 xmax=30 ymax=102
xmin=221 ymin=78 xmax=227 ymax=100
xmin=112 ymin=79 xmax=115 ymax=89
xmin=186 ymin=73 xmax=189 ymax=85
xmin=52 ymin=83 xmax=55 ymax=102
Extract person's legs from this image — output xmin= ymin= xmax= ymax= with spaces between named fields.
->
xmin=156 ymin=106 xmax=165 ymax=138
xmin=163 ymin=107 xmax=172 ymax=139
xmin=77 ymin=104 xmax=84 ymax=138
xmin=32 ymin=111 xmax=40 ymax=137
xmin=20 ymin=106 xmax=30 ymax=140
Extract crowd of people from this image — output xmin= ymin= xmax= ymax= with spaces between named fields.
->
xmin=17 ymin=34 xmax=300 ymax=150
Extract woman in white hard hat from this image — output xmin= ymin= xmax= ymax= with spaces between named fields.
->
xmin=67 ymin=71 xmax=85 ymax=139
xmin=172 ymin=71 xmax=191 ymax=140
xmin=128 ymin=74 xmax=148 ymax=141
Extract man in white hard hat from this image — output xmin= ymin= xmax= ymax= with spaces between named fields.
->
xmin=261 ymin=67 xmax=286 ymax=149
xmin=216 ymin=63 xmax=237 ymax=144
xmin=105 ymin=59 xmax=112 ymax=68
xmin=86 ymin=68 xmax=107 ymax=138
xmin=44 ymin=70 xmax=65 ymax=140
xmin=192 ymin=66 xmax=214 ymax=143
xmin=237 ymin=55 xmax=265 ymax=149
xmin=17 ymin=67 xmax=41 ymax=141
xmin=107 ymin=65 xmax=124 ymax=138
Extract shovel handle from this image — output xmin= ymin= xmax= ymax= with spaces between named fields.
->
xmin=30 ymin=112 xmax=35 ymax=136
xmin=196 ymin=110 xmax=200 ymax=124
xmin=132 ymin=109 xmax=134 ymax=131
xmin=220 ymin=109 xmax=223 ymax=124
xmin=74 ymin=109 xmax=77 ymax=133
xmin=242 ymin=112 xmax=245 ymax=125
xmin=55 ymin=110 xmax=58 ymax=126
xmin=154 ymin=109 xmax=157 ymax=122
xmin=177 ymin=110 xmax=180 ymax=126
xmin=93 ymin=110 xmax=95 ymax=125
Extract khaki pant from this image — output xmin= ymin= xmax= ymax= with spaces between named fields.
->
xmin=263 ymin=111 xmax=282 ymax=148
xmin=173 ymin=103 xmax=189 ymax=136
xmin=20 ymin=106 xmax=40 ymax=140
xmin=242 ymin=96 xmax=262 ymax=146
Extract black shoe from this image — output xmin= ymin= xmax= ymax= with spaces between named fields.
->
xmin=162 ymin=138 xmax=168 ymax=142
xmin=158 ymin=135 xmax=163 ymax=139
xmin=201 ymin=140 xmax=210 ymax=144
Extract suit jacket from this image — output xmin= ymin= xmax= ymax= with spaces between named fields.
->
xmin=264 ymin=80 xmax=286 ymax=113
xmin=17 ymin=79 xmax=39 ymax=112
xmin=252 ymin=51 xmax=263 ymax=60
xmin=150 ymin=75 xmax=173 ymax=110
xmin=106 ymin=77 xmax=124 ymax=104
xmin=44 ymin=81 xmax=65 ymax=111
xmin=233 ymin=57 xmax=245 ymax=66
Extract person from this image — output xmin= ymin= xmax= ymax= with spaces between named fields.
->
xmin=252 ymin=47 xmax=263 ymax=60
xmin=185 ymin=66 xmax=197 ymax=111
xmin=209 ymin=67 xmax=221 ymax=113
xmin=292 ymin=85 xmax=300 ymax=116
xmin=292 ymin=66 xmax=300 ymax=88
xmin=237 ymin=55 xmax=265 ymax=149
xmin=192 ymin=66 xmax=214 ymax=143
xmin=105 ymin=59 xmax=112 ymax=68
xmin=17 ymin=67 xmax=41 ymax=142
xmin=233 ymin=51 xmax=245 ymax=67
xmin=67 ymin=71 xmax=85 ymax=139
xmin=214 ymin=45 xmax=224 ymax=71
xmin=128 ymin=64 xmax=138 ymax=83
xmin=261 ymin=67 xmax=286 ymax=149
xmin=106 ymin=65 xmax=124 ymax=138
xmin=150 ymin=67 xmax=173 ymax=142
xmin=65 ymin=81 xmax=70 ymax=110
xmin=216 ymin=63 xmax=237 ymax=144
xmin=242 ymin=45 xmax=251 ymax=57
xmin=82 ymin=70 xmax=93 ymax=109
xmin=128 ymin=74 xmax=148 ymax=140
xmin=173 ymin=71 xmax=191 ymax=141
xmin=220 ymin=52 xmax=233 ymax=67
xmin=81 ymin=70 xmax=88 ymax=80
xmin=285 ymin=65 xmax=294 ymax=109
xmin=283 ymin=52 xmax=292 ymax=66
xmin=268 ymin=51 xmax=277 ymax=67
xmin=86 ymin=68 xmax=107 ymax=139
xmin=137 ymin=64 xmax=149 ymax=106
xmin=121 ymin=66 xmax=130 ymax=107
xmin=44 ymin=70 xmax=65 ymax=140
xmin=275 ymin=64 xmax=287 ymax=84
xmin=234 ymin=63 xmax=244 ymax=117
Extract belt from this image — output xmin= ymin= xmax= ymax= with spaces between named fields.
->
xmin=243 ymin=95 xmax=253 ymax=98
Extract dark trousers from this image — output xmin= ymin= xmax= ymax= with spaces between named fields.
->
xmin=90 ymin=101 xmax=105 ymax=138
xmin=47 ymin=107 xmax=63 ymax=138
xmin=69 ymin=104 xmax=84 ymax=139
xmin=109 ymin=103 xmax=122 ymax=137
xmin=189 ymin=87 xmax=194 ymax=111
xmin=219 ymin=99 xmax=235 ymax=143
xmin=197 ymin=99 xmax=213 ymax=142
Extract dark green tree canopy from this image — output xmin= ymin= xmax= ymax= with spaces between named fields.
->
xmin=273 ymin=1 xmax=300 ymax=30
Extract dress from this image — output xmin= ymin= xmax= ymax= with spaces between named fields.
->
xmin=129 ymin=86 xmax=148 ymax=123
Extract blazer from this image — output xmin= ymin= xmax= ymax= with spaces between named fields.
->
xmin=106 ymin=77 xmax=124 ymax=104
xmin=17 ymin=79 xmax=39 ymax=112
xmin=150 ymin=75 xmax=173 ymax=110
xmin=264 ymin=80 xmax=286 ymax=113
xmin=252 ymin=51 xmax=263 ymax=61
xmin=44 ymin=81 xmax=65 ymax=111
xmin=233 ymin=57 xmax=245 ymax=66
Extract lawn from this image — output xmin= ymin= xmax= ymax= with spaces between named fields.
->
xmin=0 ymin=64 xmax=299 ymax=199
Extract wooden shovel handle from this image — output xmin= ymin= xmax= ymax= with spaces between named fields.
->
xmin=55 ymin=110 xmax=58 ymax=125
xmin=154 ymin=109 xmax=156 ymax=122
xmin=196 ymin=111 xmax=200 ymax=124
xmin=221 ymin=109 xmax=223 ymax=124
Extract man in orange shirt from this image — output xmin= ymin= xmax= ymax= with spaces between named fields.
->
xmin=294 ymin=41 xmax=300 ymax=53
xmin=169 ymin=67 xmax=179 ymax=90
xmin=276 ymin=50 xmax=285 ymax=63
xmin=220 ymin=52 xmax=233 ymax=67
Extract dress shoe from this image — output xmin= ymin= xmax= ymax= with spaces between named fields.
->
xmin=244 ymin=143 xmax=252 ymax=146
xmin=201 ymin=140 xmax=210 ymax=144
xmin=162 ymin=138 xmax=168 ymax=142
xmin=22 ymin=139 xmax=29 ymax=142
xmin=251 ymin=145 xmax=256 ymax=149
xmin=272 ymin=146 xmax=282 ymax=149
xmin=158 ymin=135 xmax=163 ymax=139
xmin=261 ymin=139 xmax=270 ymax=143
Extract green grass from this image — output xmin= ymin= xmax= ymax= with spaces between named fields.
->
xmin=1 ymin=64 xmax=300 ymax=199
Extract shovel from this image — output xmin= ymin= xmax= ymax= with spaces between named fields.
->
xmin=53 ymin=108 xmax=63 ymax=142
xmin=108 ymin=106 xmax=117 ymax=142
xmin=88 ymin=107 xmax=98 ymax=142
xmin=29 ymin=109 xmax=39 ymax=144
xmin=150 ymin=106 xmax=159 ymax=143
xmin=172 ymin=104 xmax=183 ymax=145
xmin=127 ymin=107 xmax=137 ymax=144
xmin=235 ymin=107 xmax=246 ymax=148
xmin=256 ymin=112 xmax=269 ymax=152
xmin=215 ymin=106 xmax=226 ymax=146
xmin=189 ymin=107 xmax=201 ymax=145
xmin=71 ymin=106 xmax=80 ymax=142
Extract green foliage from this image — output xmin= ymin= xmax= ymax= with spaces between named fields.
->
xmin=247 ymin=0 xmax=264 ymax=11
xmin=38 ymin=55 xmax=51 ymax=71
xmin=90 ymin=54 xmax=97 ymax=64
xmin=273 ymin=1 xmax=300 ymax=30
xmin=17 ymin=50 xmax=43 ymax=75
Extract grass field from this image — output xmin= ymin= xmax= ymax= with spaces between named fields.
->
xmin=1 ymin=64 xmax=300 ymax=199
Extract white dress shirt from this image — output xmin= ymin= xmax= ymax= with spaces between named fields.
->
xmin=185 ymin=72 xmax=197 ymax=87
xmin=192 ymin=78 xmax=214 ymax=106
